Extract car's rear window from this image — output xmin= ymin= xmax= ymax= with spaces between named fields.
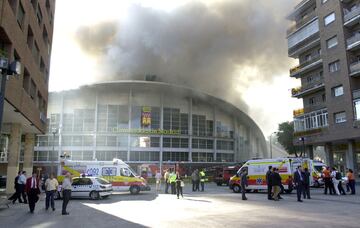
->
xmin=96 ymin=178 xmax=110 ymax=185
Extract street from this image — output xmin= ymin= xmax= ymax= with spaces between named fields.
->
xmin=0 ymin=183 xmax=359 ymax=228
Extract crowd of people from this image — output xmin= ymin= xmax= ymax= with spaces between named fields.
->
xmin=7 ymin=171 xmax=72 ymax=215
xmin=322 ymin=167 xmax=356 ymax=195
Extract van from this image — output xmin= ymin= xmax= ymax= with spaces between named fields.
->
xmin=229 ymin=157 xmax=316 ymax=193
xmin=59 ymin=159 xmax=151 ymax=194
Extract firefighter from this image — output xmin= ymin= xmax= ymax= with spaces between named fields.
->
xmin=199 ymin=169 xmax=206 ymax=191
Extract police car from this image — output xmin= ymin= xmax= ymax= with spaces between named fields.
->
xmin=57 ymin=176 xmax=113 ymax=200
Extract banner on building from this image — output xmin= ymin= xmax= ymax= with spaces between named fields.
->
xmin=141 ymin=106 xmax=151 ymax=126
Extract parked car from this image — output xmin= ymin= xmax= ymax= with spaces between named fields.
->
xmin=213 ymin=166 xmax=241 ymax=186
xmin=56 ymin=176 xmax=113 ymax=200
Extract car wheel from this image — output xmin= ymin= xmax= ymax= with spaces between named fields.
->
xmin=90 ymin=191 xmax=100 ymax=200
xmin=130 ymin=186 xmax=140 ymax=195
xmin=232 ymin=185 xmax=241 ymax=193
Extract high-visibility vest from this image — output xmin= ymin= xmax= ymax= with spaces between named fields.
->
xmin=169 ymin=173 xmax=176 ymax=183
xmin=200 ymin=171 xmax=206 ymax=182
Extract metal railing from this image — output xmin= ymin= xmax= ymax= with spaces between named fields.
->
xmin=287 ymin=10 xmax=317 ymax=35
xmin=290 ymin=54 xmax=321 ymax=75
xmin=291 ymin=82 xmax=324 ymax=97
xmin=344 ymin=6 xmax=360 ymax=23
xmin=350 ymin=61 xmax=360 ymax=74
xmin=347 ymin=32 xmax=360 ymax=49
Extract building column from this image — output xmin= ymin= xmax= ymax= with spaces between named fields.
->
xmin=23 ymin=134 xmax=35 ymax=175
xmin=306 ymin=145 xmax=314 ymax=159
xmin=5 ymin=123 xmax=22 ymax=194
xmin=346 ymin=140 xmax=355 ymax=171
xmin=324 ymin=143 xmax=333 ymax=167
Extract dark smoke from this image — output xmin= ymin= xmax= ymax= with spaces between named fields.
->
xmin=75 ymin=0 xmax=298 ymax=124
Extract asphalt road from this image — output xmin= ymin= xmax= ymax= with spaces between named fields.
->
xmin=0 ymin=183 xmax=359 ymax=228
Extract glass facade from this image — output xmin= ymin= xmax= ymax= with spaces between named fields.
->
xmin=34 ymin=82 xmax=267 ymax=164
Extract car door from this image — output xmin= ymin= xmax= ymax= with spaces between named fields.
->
xmin=71 ymin=178 xmax=81 ymax=198
xmin=76 ymin=178 xmax=93 ymax=198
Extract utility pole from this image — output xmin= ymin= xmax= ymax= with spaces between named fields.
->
xmin=270 ymin=132 xmax=277 ymax=159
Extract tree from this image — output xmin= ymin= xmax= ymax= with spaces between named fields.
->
xmin=276 ymin=121 xmax=302 ymax=157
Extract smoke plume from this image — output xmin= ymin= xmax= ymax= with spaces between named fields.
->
xmin=75 ymin=0 xmax=297 ymax=128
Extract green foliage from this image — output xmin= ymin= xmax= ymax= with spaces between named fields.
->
xmin=276 ymin=121 xmax=301 ymax=157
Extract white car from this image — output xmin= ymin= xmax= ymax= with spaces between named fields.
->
xmin=57 ymin=177 xmax=113 ymax=200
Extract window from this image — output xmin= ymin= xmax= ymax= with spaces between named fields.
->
xmin=334 ymin=112 xmax=346 ymax=124
xmin=354 ymin=99 xmax=360 ymax=120
xmin=324 ymin=12 xmax=335 ymax=26
xmin=36 ymin=4 xmax=43 ymax=25
xmin=307 ymin=76 xmax=313 ymax=83
xmin=329 ymin=60 xmax=340 ymax=72
xmin=30 ymin=79 xmax=36 ymax=100
xmin=332 ymin=86 xmax=344 ymax=97
xmin=322 ymin=93 xmax=326 ymax=102
xmin=17 ymin=3 xmax=25 ymax=28
xmin=309 ymin=97 xmax=316 ymax=105
xmin=27 ymin=27 xmax=34 ymax=50
xmin=327 ymin=36 xmax=338 ymax=49
xmin=22 ymin=69 xmax=30 ymax=93
xmin=32 ymin=42 xmax=40 ymax=64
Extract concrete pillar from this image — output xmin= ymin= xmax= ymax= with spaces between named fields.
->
xmin=306 ymin=145 xmax=314 ymax=159
xmin=5 ymin=123 xmax=22 ymax=194
xmin=324 ymin=143 xmax=333 ymax=167
xmin=346 ymin=140 xmax=355 ymax=171
xmin=23 ymin=134 xmax=35 ymax=175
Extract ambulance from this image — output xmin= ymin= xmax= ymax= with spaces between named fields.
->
xmin=59 ymin=159 xmax=151 ymax=194
xmin=229 ymin=157 xmax=320 ymax=193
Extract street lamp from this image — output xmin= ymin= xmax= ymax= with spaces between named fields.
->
xmin=269 ymin=132 xmax=277 ymax=159
xmin=51 ymin=128 xmax=58 ymax=175
xmin=299 ymin=137 xmax=305 ymax=157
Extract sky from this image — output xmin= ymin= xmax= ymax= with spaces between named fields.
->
xmin=49 ymin=0 xmax=302 ymax=137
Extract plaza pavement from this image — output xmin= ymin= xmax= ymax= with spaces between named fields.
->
xmin=0 ymin=183 xmax=359 ymax=228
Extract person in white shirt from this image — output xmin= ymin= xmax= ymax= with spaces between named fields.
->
xmin=331 ymin=167 xmax=340 ymax=195
xmin=18 ymin=171 xmax=27 ymax=204
xmin=155 ymin=171 xmax=162 ymax=191
xmin=45 ymin=173 xmax=59 ymax=211
xmin=62 ymin=173 xmax=72 ymax=215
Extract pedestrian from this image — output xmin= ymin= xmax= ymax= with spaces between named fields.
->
xmin=199 ymin=169 xmax=206 ymax=191
xmin=155 ymin=171 xmax=162 ymax=192
xmin=240 ymin=169 xmax=248 ymax=200
xmin=347 ymin=169 xmax=356 ymax=195
xmin=191 ymin=169 xmax=199 ymax=191
xmin=345 ymin=168 xmax=350 ymax=193
xmin=175 ymin=172 xmax=184 ymax=199
xmin=271 ymin=168 xmax=282 ymax=201
xmin=8 ymin=171 xmax=22 ymax=204
xmin=294 ymin=166 xmax=304 ymax=202
xmin=331 ymin=167 xmax=340 ymax=195
xmin=302 ymin=168 xmax=311 ymax=199
xmin=45 ymin=173 xmax=59 ymax=211
xmin=337 ymin=172 xmax=346 ymax=195
xmin=25 ymin=172 xmax=40 ymax=213
xmin=169 ymin=169 xmax=177 ymax=195
xmin=62 ymin=172 xmax=72 ymax=215
xmin=323 ymin=167 xmax=334 ymax=195
xmin=164 ymin=169 xmax=170 ymax=194
xmin=18 ymin=171 xmax=28 ymax=204
xmin=266 ymin=166 xmax=273 ymax=200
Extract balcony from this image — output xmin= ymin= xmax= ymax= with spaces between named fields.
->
xmin=287 ymin=19 xmax=319 ymax=56
xmin=349 ymin=61 xmax=360 ymax=77
xmin=291 ymin=82 xmax=325 ymax=98
xmin=347 ymin=33 xmax=360 ymax=50
xmin=289 ymin=54 xmax=322 ymax=77
xmin=287 ymin=10 xmax=317 ymax=36
xmin=287 ymin=0 xmax=315 ymax=20
xmin=293 ymin=108 xmax=328 ymax=133
xmin=293 ymin=108 xmax=304 ymax=117
xmin=344 ymin=6 xmax=360 ymax=27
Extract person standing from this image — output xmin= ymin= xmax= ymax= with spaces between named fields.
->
xmin=331 ymin=167 xmax=340 ymax=196
xmin=175 ymin=172 xmax=184 ymax=199
xmin=18 ymin=171 xmax=28 ymax=204
xmin=25 ymin=172 xmax=40 ymax=213
xmin=294 ymin=166 xmax=304 ymax=202
xmin=271 ymin=168 xmax=282 ymax=201
xmin=322 ymin=167 xmax=333 ymax=195
xmin=164 ymin=169 xmax=170 ymax=194
xmin=199 ymin=169 xmax=206 ymax=192
xmin=155 ymin=171 xmax=162 ymax=192
xmin=8 ymin=171 xmax=22 ymax=204
xmin=45 ymin=173 xmax=59 ymax=211
xmin=240 ymin=169 xmax=248 ymax=200
xmin=337 ymin=171 xmax=346 ymax=196
xmin=347 ymin=169 xmax=356 ymax=195
xmin=62 ymin=173 xmax=72 ymax=215
xmin=191 ymin=170 xmax=197 ymax=192
xmin=266 ymin=166 xmax=273 ymax=200
xmin=302 ymin=168 xmax=311 ymax=199
xmin=169 ymin=169 xmax=177 ymax=195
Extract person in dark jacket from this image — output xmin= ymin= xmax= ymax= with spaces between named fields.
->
xmin=240 ymin=169 xmax=248 ymax=200
xmin=271 ymin=168 xmax=282 ymax=201
xmin=175 ymin=172 xmax=183 ymax=199
xmin=302 ymin=168 xmax=311 ymax=199
xmin=294 ymin=166 xmax=304 ymax=202
xmin=266 ymin=166 xmax=273 ymax=200
xmin=8 ymin=171 xmax=22 ymax=204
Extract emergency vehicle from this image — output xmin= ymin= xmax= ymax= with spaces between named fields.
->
xmin=229 ymin=157 xmax=320 ymax=193
xmin=59 ymin=159 xmax=151 ymax=194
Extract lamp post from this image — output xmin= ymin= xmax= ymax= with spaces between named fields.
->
xmin=269 ymin=132 xmax=277 ymax=159
xmin=299 ymin=137 xmax=305 ymax=157
xmin=51 ymin=128 xmax=58 ymax=175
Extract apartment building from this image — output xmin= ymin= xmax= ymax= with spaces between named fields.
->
xmin=287 ymin=0 xmax=360 ymax=175
xmin=0 ymin=0 xmax=55 ymax=193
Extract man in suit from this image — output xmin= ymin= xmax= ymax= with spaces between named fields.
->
xmin=294 ymin=166 xmax=304 ymax=202
xmin=25 ymin=172 xmax=40 ymax=213
xmin=240 ymin=169 xmax=248 ymax=200
xmin=303 ymin=168 xmax=311 ymax=199
xmin=266 ymin=166 xmax=273 ymax=200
